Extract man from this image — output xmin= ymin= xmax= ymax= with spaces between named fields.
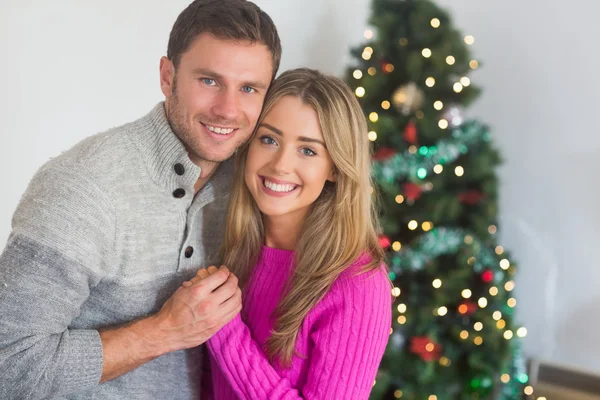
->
xmin=0 ymin=0 xmax=281 ymax=398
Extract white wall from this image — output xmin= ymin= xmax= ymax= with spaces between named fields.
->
xmin=1 ymin=0 xmax=598 ymax=374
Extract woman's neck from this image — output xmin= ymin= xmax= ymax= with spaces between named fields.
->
xmin=263 ymin=213 xmax=304 ymax=250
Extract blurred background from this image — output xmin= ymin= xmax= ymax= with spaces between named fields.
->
xmin=1 ymin=0 xmax=598 ymax=398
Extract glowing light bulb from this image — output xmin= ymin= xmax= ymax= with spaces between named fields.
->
xmin=461 ymin=289 xmax=472 ymax=299
xmin=464 ymin=35 xmax=475 ymax=45
xmin=422 ymin=48 xmax=432 ymax=58
xmin=364 ymin=29 xmax=373 ymax=39
xmin=369 ymin=112 xmax=379 ymax=122
xmin=432 ymin=279 xmax=442 ymax=288
xmin=426 ymin=77 xmax=436 ymax=87
xmin=392 ymin=241 xmax=402 ymax=251
xmin=353 ymin=70 xmax=363 ymax=79
xmin=439 ymin=119 xmax=449 ymax=129
xmin=355 ymin=87 xmax=365 ymax=97
xmin=446 ymin=55 xmax=456 ymax=65
xmin=368 ymin=131 xmax=377 ymax=141
xmin=455 ymin=166 xmax=464 ymax=176
xmin=434 ymin=101 xmax=444 ymax=110
xmin=431 ymin=18 xmax=441 ymax=28
xmin=381 ymin=100 xmax=391 ymax=110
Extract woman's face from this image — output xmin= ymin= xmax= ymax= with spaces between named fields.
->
xmin=244 ymin=95 xmax=336 ymax=225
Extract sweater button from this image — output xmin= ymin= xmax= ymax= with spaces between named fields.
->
xmin=173 ymin=188 xmax=186 ymax=198
xmin=174 ymin=163 xmax=185 ymax=176
xmin=185 ymin=246 xmax=194 ymax=258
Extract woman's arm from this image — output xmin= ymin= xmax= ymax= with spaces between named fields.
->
xmin=206 ymin=267 xmax=392 ymax=399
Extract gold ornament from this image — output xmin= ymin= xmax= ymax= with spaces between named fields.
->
xmin=392 ymin=83 xmax=425 ymax=115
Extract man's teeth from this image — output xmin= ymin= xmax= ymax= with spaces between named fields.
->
xmin=264 ymin=179 xmax=296 ymax=193
xmin=206 ymin=124 xmax=234 ymax=134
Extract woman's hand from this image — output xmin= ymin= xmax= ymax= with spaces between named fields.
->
xmin=182 ymin=265 xmax=221 ymax=287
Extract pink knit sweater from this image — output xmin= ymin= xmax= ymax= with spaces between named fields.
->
xmin=206 ymin=246 xmax=392 ymax=399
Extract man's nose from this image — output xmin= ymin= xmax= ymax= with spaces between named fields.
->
xmin=211 ymin=89 xmax=240 ymax=122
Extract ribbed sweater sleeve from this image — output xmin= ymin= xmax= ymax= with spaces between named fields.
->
xmin=207 ymin=265 xmax=392 ymax=399
xmin=0 ymin=166 xmax=115 ymax=399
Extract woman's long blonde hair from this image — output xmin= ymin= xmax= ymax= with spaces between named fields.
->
xmin=220 ymin=68 xmax=385 ymax=367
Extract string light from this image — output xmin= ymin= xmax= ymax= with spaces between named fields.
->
xmin=392 ymin=287 xmax=401 ymax=297
xmin=368 ymin=67 xmax=377 ymax=75
xmin=499 ymin=259 xmax=510 ymax=270
xmin=381 ymin=100 xmax=391 ymax=110
xmin=470 ymin=60 xmax=479 ymax=69
xmin=433 ymin=164 xmax=443 ymax=174
xmin=498 ymin=320 xmax=507 ymax=330
xmin=458 ymin=304 xmax=468 ymax=314
xmin=461 ymin=289 xmax=472 ymax=299
xmin=474 ymin=322 xmax=483 ymax=331
xmin=422 ymin=221 xmax=433 ymax=231
xmin=460 ymin=77 xmax=471 ymax=86
xmin=507 ymin=298 xmax=517 ymax=308
xmin=460 ymin=330 xmax=469 ymax=339
xmin=504 ymin=330 xmax=513 ymax=340
xmin=501 ymin=374 xmax=510 ymax=383
xmin=384 ymin=64 xmax=395 ymax=73
xmin=399 ymin=38 xmax=408 ymax=46
xmin=395 ymin=195 xmax=405 ymax=204
xmin=392 ymin=241 xmax=402 ymax=251
xmin=493 ymin=311 xmax=502 ymax=321
xmin=464 ymin=235 xmax=473 ymax=244
xmin=364 ymin=29 xmax=373 ymax=39
xmin=478 ymin=297 xmax=488 ymax=308
xmin=434 ymin=101 xmax=443 ymax=110
xmin=397 ymin=315 xmax=407 ymax=324
xmin=439 ymin=357 xmax=451 ymax=366
xmin=431 ymin=18 xmax=440 ymax=28
xmin=362 ymin=51 xmax=372 ymax=60
xmin=446 ymin=55 xmax=456 ymax=65
xmin=432 ymin=279 xmax=442 ymax=288
xmin=489 ymin=287 xmax=499 ymax=296
xmin=355 ymin=87 xmax=365 ymax=97
xmin=397 ymin=303 xmax=407 ymax=313
xmin=474 ymin=336 xmax=483 ymax=345
xmin=495 ymin=246 xmax=504 ymax=254
xmin=429 ymin=395 xmax=437 ymax=400
xmin=489 ymin=225 xmax=498 ymax=234
xmin=517 ymin=327 xmax=528 ymax=337
xmin=439 ymin=119 xmax=449 ymax=129
xmin=426 ymin=77 xmax=436 ymax=87
xmin=368 ymin=131 xmax=377 ymax=141
xmin=467 ymin=256 xmax=476 ymax=265
xmin=422 ymin=48 xmax=432 ymax=58
xmin=353 ymin=70 xmax=363 ymax=79
xmin=408 ymin=145 xmax=418 ymax=154
xmin=505 ymin=281 xmax=515 ymax=291
xmin=437 ymin=306 xmax=448 ymax=316
xmin=408 ymin=220 xmax=418 ymax=230
xmin=394 ymin=390 xmax=403 ymax=398
xmin=464 ymin=35 xmax=475 ymax=45
xmin=455 ymin=166 xmax=465 ymax=176
xmin=453 ymin=82 xmax=464 ymax=93
xmin=369 ymin=112 xmax=379 ymax=122
xmin=524 ymin=386 xmax=533 ymax=395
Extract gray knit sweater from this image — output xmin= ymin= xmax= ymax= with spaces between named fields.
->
xmin=0 ymin=103 xmax=232 ymax=399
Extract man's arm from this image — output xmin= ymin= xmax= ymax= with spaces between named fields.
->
xmin=98 ymin=268 xmax=241 ymax=383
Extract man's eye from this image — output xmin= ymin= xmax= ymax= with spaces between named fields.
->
xmin=242 ymin=86 xmax=256 ymax=93
xmin=201 ymin=78 xmax=216 ymax=85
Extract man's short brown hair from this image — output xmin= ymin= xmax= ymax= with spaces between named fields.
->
xmin=167 ymin=0 xmax=282 ymax=77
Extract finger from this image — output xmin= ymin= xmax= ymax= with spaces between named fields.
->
xmin=210 ymin=275 xmax=240 ymax=306
xmin=207 ymin=265 xmax=218 ymax=275
xmin=192 ymin=266 xmax=230 ymax=293
xmin=216 ymin=290 xmax=243 ymax=326
xmin=182 ymin=280 xmax=193 ymax=287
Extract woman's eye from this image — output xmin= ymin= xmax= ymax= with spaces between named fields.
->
xmin=301 ymin=148 xmax=317 ymax=156
xmin=259 ymin=136 xmax=277 ymax=145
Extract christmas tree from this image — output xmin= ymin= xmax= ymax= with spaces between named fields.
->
xmin=344 ymin=1 xmax=533 ymax=399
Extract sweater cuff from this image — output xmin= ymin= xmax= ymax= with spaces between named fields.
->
xmin=210 ymin=314 xmax=244 ymax=347
xmin=61 ymin=329 xmax=104 ymax=391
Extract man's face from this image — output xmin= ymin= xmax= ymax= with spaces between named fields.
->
xmin=160 ymin=32 xmax=273 ymax=164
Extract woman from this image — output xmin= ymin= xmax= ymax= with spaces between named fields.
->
xmin=188 ymin=68 xmax=392 ymax=399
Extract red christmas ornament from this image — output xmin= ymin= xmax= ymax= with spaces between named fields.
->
xmin=410 ymin=336 xmax=442 ymax=361
xmin=403 ymin=121 xmax=418 ymax=144
xmin=402 ymin=182 xmax=423 ymax=201
xmin=378 ymin=235 xmax=391 ymax=248
xmin=481 ymin=270 xmax=494 ymax=283
xmin=373 ymin=147 xmax=397 ymax=161
xmin=458 ymin=190 xmax=486 ymax=205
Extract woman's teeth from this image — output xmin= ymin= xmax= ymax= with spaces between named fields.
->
xmin=264 ymin=179 xmax=296 ymax=193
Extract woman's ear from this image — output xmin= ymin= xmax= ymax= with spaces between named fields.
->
xmin=327 ymin=168 xmax=337 ymax=182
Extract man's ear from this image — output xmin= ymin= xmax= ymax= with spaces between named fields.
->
xmin=159 ymin=56 xmax=175 ymax=97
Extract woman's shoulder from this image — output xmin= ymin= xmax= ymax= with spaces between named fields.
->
xmin=331 ymin=253 xmax=391 ymax=297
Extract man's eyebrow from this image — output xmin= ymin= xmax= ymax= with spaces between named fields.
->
xmin=192 ymin=68 xmax=268 ymax=90
xmin=260 ymin=123 xmax=326 ymax=146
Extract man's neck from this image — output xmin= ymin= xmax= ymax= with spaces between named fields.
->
xmin=192 ymin=158 xmax=219 ymax=193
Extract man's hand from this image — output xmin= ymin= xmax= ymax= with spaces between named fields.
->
xmin=99 ymin=265 xmax=241 ymax=383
